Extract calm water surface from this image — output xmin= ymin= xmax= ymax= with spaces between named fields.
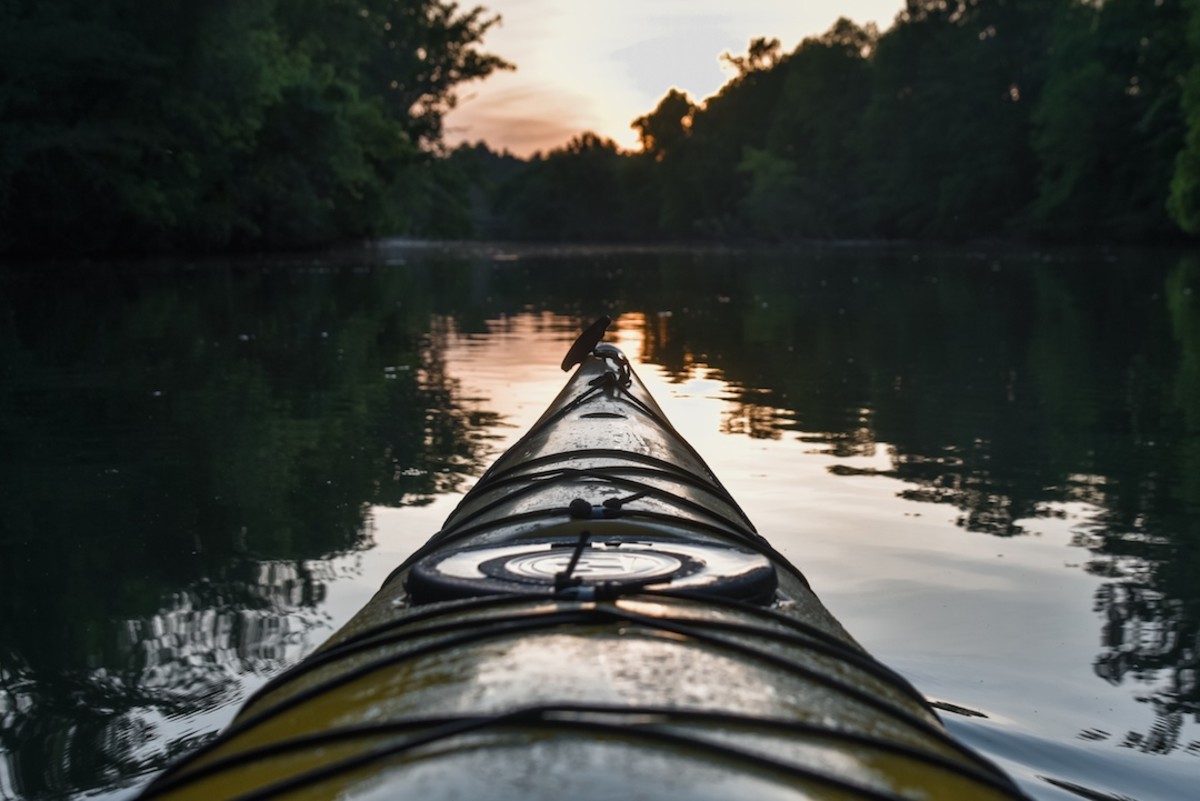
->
xmin=1 ymin=244 xmax=1197 ymax=800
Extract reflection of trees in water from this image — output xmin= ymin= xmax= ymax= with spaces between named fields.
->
xmin=0 ymin=558 xmax=338 ymax=799
xmin=1082 ymin=522 xmax=1200 ymax=756
xmin=628 ymin=250 xmax=1200 ymax=755
xmin=128 ymin=560 xmax=336 ymax=688
xmin=892 ymin=449 xmax=1036 ymax=538
xmin=420 ymin=316 xmax=507 ymax=488
xmin=1092 ymin=579 xmax=1199 ymax=756
xmin=1080 ymin=258 xmax=1200 ymax=755
xmin=0 ymin=264 xmax=489 ymax=800
xmin=722 ymin=395 xmax=791 ymax=441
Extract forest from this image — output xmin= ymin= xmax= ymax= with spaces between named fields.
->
xmin=0 ymin=0 xmax=509 ymax=254
xmin=488 ymin=0 xmax=1200 ymax=243
xmin=4 ymin=0 xmax=1200 ymax=253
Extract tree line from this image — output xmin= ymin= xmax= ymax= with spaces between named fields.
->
xmin=0 ymin=0 xmax=508 ymax=255
xmin=5 ymin=0 xmax=1200 ymax=253
xmin=472 ymin=0 xmax=1200 ymax=244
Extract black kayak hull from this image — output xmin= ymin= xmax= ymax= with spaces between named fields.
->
xmin=136 ymin=337 xmax=1028 ymax=801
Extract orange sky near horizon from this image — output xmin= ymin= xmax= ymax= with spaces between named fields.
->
xmin=443 ymin=0 xmax=906 ymax=158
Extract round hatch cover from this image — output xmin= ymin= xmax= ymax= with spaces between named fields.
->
xmin=497 ymin=550 xmax=683 ymax=582
xmin=406 ymin=538 xmax=776 ymax=605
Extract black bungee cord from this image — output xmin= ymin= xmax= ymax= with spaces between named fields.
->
xmin=144 ymin=586 xmax=1010 ymax=797
xmin=140 ymin=701 xmax=1029 ymax=801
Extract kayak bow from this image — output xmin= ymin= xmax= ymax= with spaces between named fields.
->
xmin=137 ymin=322 xmax=1029 ymax=801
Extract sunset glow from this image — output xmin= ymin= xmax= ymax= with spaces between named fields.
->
xmin=444 ymin=0 xmax=906 ymax=156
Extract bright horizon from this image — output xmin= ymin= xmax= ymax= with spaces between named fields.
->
xmin=443 ymin=0 xmax=906 ymax=157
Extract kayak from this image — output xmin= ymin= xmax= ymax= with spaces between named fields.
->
xmin=135 ymin=318 xmax=1029 ymax=801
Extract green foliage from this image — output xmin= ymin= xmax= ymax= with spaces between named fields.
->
xmin=632 ymin=89 xmax=695 ymax=161
xmin=1169 ymin=0 xmax=1200 ymax=233
xmin=670 ymin=49 xmax=790 ymax=236
xmin=1032 ymin=0 xmax=1188 ymax=240
xmin=719 ymin=36 xmax=783 ymax=77
xmin=11 ymin=0 xmax=1199 ymax=248
xmin=482 ymin=1 xmax=1196 ymax=244
xmin=0 ymin=0 xmax=508 ymax=255
xmin=737 ymin=147 xmax=802 ymax=239
xmin=751 ymin=19 xmax=875 ymax=238
xmin=861 ymin=1 xmax=1052 ymax=237
xmin=495 ymin=133 xmax=641 ymax=240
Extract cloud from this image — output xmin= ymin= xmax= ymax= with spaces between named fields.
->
xmin=447 ymin=78 xmax=603 ymax=156
xmin=610 ymin=27 xmax=732 ymax=100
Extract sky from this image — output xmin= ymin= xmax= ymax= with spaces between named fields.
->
xmin=443 ymin=0 xmax=907 ymax=157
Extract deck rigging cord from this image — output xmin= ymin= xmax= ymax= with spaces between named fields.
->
xmin=138 ymin=702 xmax=1027 ymax=801
xmin=143 ymin=581 xmax=1011 ymax=797
xmin=552 ymin=529 xmax=591 ymax=590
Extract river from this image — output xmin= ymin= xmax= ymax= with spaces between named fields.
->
xmin=0 ymin=242 xmax=1197 ymax=800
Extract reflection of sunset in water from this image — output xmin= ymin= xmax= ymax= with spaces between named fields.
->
xmin=612 ymin=311 xmax=646 ymax=358
xmin=375 ymin=299 xmax=1199 ymax=801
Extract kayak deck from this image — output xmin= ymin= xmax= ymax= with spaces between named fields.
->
xmin=136 ymin=335 xmax=1029 ymax=801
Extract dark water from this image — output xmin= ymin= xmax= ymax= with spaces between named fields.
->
xmin=0 ymin=244 xmax=1197 ymax=800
